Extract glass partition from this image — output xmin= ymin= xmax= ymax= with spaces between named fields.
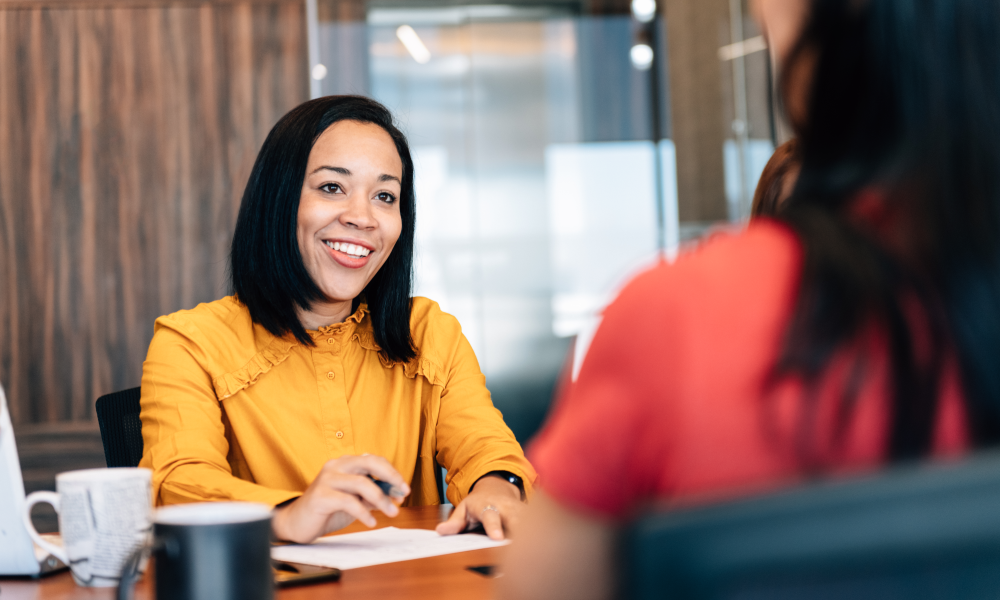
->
xmin=308 ymin=0 xmax=778 ymax=443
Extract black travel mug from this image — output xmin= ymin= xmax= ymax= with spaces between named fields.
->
xmin=118 ymin=502 xmax=274 ymax=600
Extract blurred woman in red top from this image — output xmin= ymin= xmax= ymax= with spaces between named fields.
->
xmin=499 ymin=0 xmax=1000 ymax=598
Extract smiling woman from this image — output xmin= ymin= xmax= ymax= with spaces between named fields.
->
xmin=139 ymin=96 xmax=535 ymax=544
xmin=294 ymin=120 xmax=405 ymax=334
xmin=229 ymin=98 xmax=417 ymax=364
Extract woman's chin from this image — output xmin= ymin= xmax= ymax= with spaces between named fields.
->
xmin=316 ymin=291 xmax=363 ymax=306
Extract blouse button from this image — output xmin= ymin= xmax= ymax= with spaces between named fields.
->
xmin=327 ymin=371 xmax=335 ymax=380
xmin=335 ymin=431 xmax=344 ymax=439
xmin=327 ymin=338 xmax=334 ymax=344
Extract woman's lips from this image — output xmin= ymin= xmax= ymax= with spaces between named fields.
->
xmin=324 ymin=241 xmax=372 ymax=269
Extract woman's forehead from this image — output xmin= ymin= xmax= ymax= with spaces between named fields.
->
xmin=309 ymin=120 xmax=402 ymax=177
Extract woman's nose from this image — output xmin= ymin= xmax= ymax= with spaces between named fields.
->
xmin=339 ymin=194 xmax=377 ymax=229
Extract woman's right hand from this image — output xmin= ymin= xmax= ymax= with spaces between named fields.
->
xmin=271 ymin=454 xmax=410 ymax=543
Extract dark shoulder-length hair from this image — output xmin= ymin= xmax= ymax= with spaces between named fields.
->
xmin=229 ymin=95 xmax=416 ymax=363
xmin=774 ymin=0 xmax=1000 ymax=461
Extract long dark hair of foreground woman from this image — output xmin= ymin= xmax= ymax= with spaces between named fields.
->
xmin=777 ymin=0 xmax=1000 ymax=460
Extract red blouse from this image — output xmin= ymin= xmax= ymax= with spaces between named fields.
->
xmin=529 ymin=220 xmax=967 ymax=518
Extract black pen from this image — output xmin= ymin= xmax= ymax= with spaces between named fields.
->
xmin=367 ymin=475 xmax=407 ymax=498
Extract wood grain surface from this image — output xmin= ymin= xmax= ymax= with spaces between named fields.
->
xmin=0 ymin=505 xmax=500 ymax=600
xmin=0 ymin=0 xmax=308 ymax=427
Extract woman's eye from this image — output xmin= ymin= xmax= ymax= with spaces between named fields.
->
xmin=320 ymin=183 xmax=342 ymax=194
xmin=377 ymin=192 xmax=397 ymax=204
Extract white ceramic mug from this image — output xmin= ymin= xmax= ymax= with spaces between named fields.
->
xmin=22 ymin=467 xmax=153 ymax=587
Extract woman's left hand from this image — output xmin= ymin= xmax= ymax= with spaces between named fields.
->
xmin=435 ymin=475 xmax=523 ymax=540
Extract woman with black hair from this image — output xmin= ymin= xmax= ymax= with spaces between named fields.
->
xmin=499 ymin=0 xmax=1000 ymax=597
xmin=139 ymin=96 xmax=534 ymax=543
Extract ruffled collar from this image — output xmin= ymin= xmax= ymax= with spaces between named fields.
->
xmin=213 ymin=303 xmax=383 ymax=399
xmin=308 ymin=302 xmax=369 ymax=340
xmin=210 ymin=301 xmax=444 ymax=400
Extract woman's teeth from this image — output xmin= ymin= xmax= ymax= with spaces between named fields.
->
xmin=325 ymin=240 xmax=371 ymax=258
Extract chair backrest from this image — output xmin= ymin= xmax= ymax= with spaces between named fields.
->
xmin=620 ymin=451 xmax=1000 ymax=600
xmin=95 ymin=387 xmax=143 ymax=468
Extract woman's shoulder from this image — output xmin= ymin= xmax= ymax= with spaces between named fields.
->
xmin=405 ymin=297 xmax=470 ymax=366
xmin=408 ymin=296 xmax=462 ymax=345
xmin=154 ymin=296 xmax=253 ymax=342
xmin=621 ymin=219 xmax=801 ymax=307
xmin=156 ymin=296 xmax=251 ymax=332
xmin=149 ymin=297 xmax=293 ymax=398
xmin=596 ymin=220 xmax=802 ymax=356
xmin=370 ymin=298 xmax=465 ymax=386
xmin=673 ymin=218 xmax=798 ymax=279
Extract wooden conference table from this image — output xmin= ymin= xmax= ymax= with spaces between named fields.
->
xmin=0 ymin=506 xmax=500 ymax=600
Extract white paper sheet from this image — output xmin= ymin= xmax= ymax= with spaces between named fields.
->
xmin=271 ymin=527 xmax=508 ymax=570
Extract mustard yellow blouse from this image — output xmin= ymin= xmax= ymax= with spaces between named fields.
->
xmin=138 ymin=296 xmax=535 ymax=508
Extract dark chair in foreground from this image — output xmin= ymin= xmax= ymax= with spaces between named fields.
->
xmin=95 ymin=387 xmax=143 ymax=468
xmin=622 ymin=452 xmax=1000 ymax=600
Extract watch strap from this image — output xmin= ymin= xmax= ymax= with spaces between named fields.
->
xmin=472 ymin=470 xmax=525 ymax=500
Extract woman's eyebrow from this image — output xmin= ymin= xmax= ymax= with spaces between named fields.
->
xmin=311 ymin=165 xmax=351 ymax=176
xmin=309 ymin=166 xmax=399 ymax=184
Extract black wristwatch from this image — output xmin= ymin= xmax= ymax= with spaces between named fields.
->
xmin=471 ymin=470 xmax=525 ymax=500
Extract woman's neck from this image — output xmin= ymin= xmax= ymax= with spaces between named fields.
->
xmin=296 ymin=299 xmax=355 ymax=331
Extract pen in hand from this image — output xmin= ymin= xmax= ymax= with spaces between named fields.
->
xmin=368 ymin=475 xmax=407 ymax=499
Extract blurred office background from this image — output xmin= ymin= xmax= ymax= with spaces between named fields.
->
xmin=308 ymin=0 xmax=784 ymax=442
xmin=0 ymin=0 xmax=784 ymax=527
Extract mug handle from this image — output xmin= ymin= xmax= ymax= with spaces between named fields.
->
xmin=117 ymin=538 xmax=162 ymax=600
xmin=21 ymin=491 xmax=69 ymax=564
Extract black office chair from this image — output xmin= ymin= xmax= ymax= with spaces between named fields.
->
xmin=95 ymin=387 xmax=144 ymax=468
xmin=621 ymin=451 xmax=1000 ymax=600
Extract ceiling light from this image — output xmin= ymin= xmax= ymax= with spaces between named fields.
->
xmin=717 ymin=35 xmax=768 ymax=61
xmin=630 ymin=44 xmax=654 ymax=70
xmin=396 ymin=25 xmax=431 ymax=64
xmin=311 ymin=64 xmax=328 ymax=81
xmin=631 ymin=0 xmax=656 ymax=23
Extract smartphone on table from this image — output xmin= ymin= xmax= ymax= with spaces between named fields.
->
xmin=272 ymin=560 xmax=341 ymax=587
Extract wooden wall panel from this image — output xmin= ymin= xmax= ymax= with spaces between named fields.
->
xmin=0 ymin=0 xmax=308 ymax=426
